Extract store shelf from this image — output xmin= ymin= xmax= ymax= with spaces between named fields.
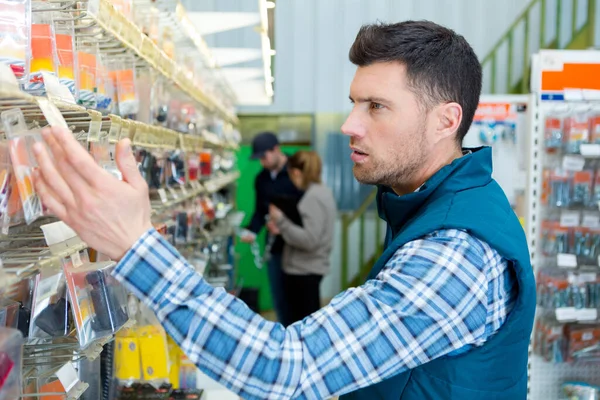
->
xmin=80 ymin=0 xmax=238 ymax=125
xmin=0 ymin=87 xmax=235 ymax=150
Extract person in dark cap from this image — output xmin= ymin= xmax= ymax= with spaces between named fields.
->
xmin=240 ymin=132 xmax=303 ymax=325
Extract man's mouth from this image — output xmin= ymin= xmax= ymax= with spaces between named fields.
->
xmin=350 ymin=147 xmax=369 ymax=163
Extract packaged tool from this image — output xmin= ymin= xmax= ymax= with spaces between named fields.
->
xmin=1 ymin=108 xmax=44 ymax=225
xmin=24 ymin=10 xmax=58 ymax=95
xmin=0 ymin=327 xmax=23 ymax=399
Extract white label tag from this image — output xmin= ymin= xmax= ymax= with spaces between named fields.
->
xmin=563 ymin=155 xmax=586 ymax=172
xmin=582 ymin=332 xmax=595 ymax=341
xmin=87 ymin=120 xmax=102 ymax=142
xmin=580 ymin=144 xmax=600 ymax=157
xmin=583 ymin=89 xmax=600 ymax=101
xmin=71 ymin=251 xmax=83 ymax=268
xmin=576 ymin=308 xmax=598 ymax=322
xmin=541 ymin=53 xmax=564 ymax=71
xmin=564 ymin=88 xmax=584 ymax=101
xmin=167 ymin=187 xmax=179 ymax=200
xmin=158 ymin=189 xmax=168 ymax=204
xmin=120 ymin=127 xmax=130 ymax=140
xmin=560 ymin=211 xmax=580 ymax=227
xmin=582 ymin=213 xmax=600 ymax=228
xmin=557 ymin=253 xmax=578 ymax=268
xmin=37 ymin=98 xmax=69 ymax=129
xmin=578 ymin=272 xmax=598 ymax=284
xmin=181 ymin=186 xmax=189 ymax=196
xmin=556 ymin=307 xmax=577 ymax=321
xmin=56 ymin=362 xmax=79 ymax=392
xmin=108 ymin=123 xmax=121 ymax=142
xmin=42 ymin=72 xmax=76 ymax=104
xmin=0 ymin=63 xmax=20 ymax=90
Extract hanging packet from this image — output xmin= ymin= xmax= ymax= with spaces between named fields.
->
xmin=24 ymin=11 xmax=58 ymax=95
xmin=1 ymin=108 xmax=44 ymax=225
xmin=54 ymin=13 xmax=78 ymax=98
xmin=76 ymin=43 xmax=98 ymax=108
xmin=0 ymin=0 xmax=31 ymax=82
xmin=0 ymin=327 xmax=23 ymax=399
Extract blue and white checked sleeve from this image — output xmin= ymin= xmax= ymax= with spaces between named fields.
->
xmin=113 ymin=228 xmax=516 ymax=400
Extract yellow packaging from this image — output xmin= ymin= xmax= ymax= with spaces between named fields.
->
xmin=115 ymin=335 xmax=142 ymax=380
xmin=138 ymin=325 xmax=169 ymax=381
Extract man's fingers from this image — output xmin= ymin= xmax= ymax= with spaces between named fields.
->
xmin=33 ymin=170 xmax=68 ymax=221
xmin=32 ymin=142 xmax=76 ymax=208
xmin=115 ymin=139 xmax=147 ymax=191
xmin=46 ymin=127 xmax=110 ymax=186
xmin=41 ymin=128 xmax=97 ymax=195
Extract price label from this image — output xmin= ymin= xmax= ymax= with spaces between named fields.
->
xmin=578 ymin=272 xmax=598 ymax=284
xmin=582 ymin=213 xmax=600 ymax=228
xmin=167 ymin=187 xmax=179 ymax=200
xmin=56 ymin=362 xmax=79 ymax=392
xmin=158 ymin=189 xmax=168 ymax=204
xmin=37 ymin=98 xmax=69 ymax=129
xmin=562 ymin=155 xmax=586 ymax=172
xmin=580 ymin=144 xmax=600 ymax=157
xmin=556 ymin=307 xmax=577 ymax=321
xmin=557 ymin=253 xmax=578 ymax=268
xmin=576 ymin=309 xmax=598 ymax=322
xmin=564 ymin=88 xmax=584 ymax=101
xmin=583 ymin=332 xmax=595 ymax=341
xmin=560 ymin=211 xmax=580 ymax=227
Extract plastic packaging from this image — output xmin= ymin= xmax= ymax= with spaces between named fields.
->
xmin=28 ymin=271 xmax=73 ymax=339
xmin=572 ymin=170 xmax=593 ymax=207
xmin=24 ymin=11 xmax=58 ymax=95
xmin=63 ymin=260 xmax=129 ymax=349
xmin=78 ymin=356 xmax=102 ymax=400
xmin=562 ymin=381 xmax=600 ymax=399
xmin=1 ymin=108 xmax=44 ymax=225
xmin=0 ymin=0 xmax=31 ymax=82
xmin=0 ymin=327 xmax=23 ymax=399
xmin=0 ymin=298 xmax=19 ymax=328
xmin=76 ymin=43 xmax=98 ymax=108
xmin=96 ymin=56 xmax=113 ymax=113
xmin=200 ymin=150 xmax=212 ymax=177
xmin=54 ymin=13 xmax=78 ymax=97
xmin=109 ymin=55 xmax=139 ymax=116
xmin=542 ymin=220 xmax=570 ymax=256
xmin=549 ymin=169 xmax=572 ymax=209
xmin=4 ymin=273 xmax=38 ymax=338
xmin=564 ymin=113 xmax=591 ymax=154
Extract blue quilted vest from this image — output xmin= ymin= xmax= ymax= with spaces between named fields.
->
xmin=340 ymin=147 xmax=535 ymax=400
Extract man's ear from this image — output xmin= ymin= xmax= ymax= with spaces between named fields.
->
xmin=433 ymin=102 xmax=462 ymax=143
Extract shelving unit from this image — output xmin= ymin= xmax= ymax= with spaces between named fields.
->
xmin=526 ymin=50 xmax=600 ymax=400
xmin=0 ymin=0 xmax=241 ymax=398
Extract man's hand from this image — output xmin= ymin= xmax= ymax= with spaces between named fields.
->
xmin=32 ymin=126 xmax=153 ymax=260
xmin=239 ymin=233 xmax=256 ymax=244
xmin=269 ymin=204 xmax=283 ymax=223
xmin=266 ymin=220 xmax=280 ymax=235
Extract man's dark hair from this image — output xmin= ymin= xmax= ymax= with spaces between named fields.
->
xmin=349 ymin=20 xmax=482 ymax=144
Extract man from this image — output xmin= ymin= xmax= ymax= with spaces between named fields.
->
xmin=241 ymin=131 xmax=303 ymax=325
xmin=32 ymin=20 xmax=534 ymax=400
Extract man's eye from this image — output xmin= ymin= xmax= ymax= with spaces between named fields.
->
xmin=370 ymin=102 xmax=384 ymax=110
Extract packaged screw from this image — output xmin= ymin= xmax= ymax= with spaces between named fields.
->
xmin=564 ymin=113 xmax=591 ymax=154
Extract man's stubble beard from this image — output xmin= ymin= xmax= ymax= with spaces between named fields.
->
xmin=352 ymin=129 xmax=427 ymax=188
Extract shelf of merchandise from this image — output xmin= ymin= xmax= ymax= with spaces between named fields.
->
xmin=78 ymin=0 xmax=238 ymax=124
xmin=0 ymin=83 xmax=239 ymax=400
xmin=526 ymin=49 xmax=600 ymax=400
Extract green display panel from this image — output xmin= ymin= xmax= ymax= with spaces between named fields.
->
xmin=235 ymin=144 xmax=311 ymax=312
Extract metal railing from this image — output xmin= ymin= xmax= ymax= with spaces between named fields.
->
xmin=482 ymin=0 xmax=596 ymax=94
xmin=340 ymin=189 xmax=383 ymax=290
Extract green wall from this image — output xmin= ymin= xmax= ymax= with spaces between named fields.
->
xmin=235 ymin=144 xmax=311 ymax=311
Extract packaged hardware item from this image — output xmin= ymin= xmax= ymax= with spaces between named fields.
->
xmin=76 ymin=43 xmax=98 ymax=108
xmin=77 ymin=356 xmax=102 ymax=400
xmin=590 ymin=115 xmax=600 ymax=145
xmin=200 ymin=150 xmax=212 ymax=177
xmin=564 ymin=324 xmax=600 ymax=363
xmin=96 ymin=56 xmax=113 ymax=112
xmin=24 ymin=12 xmax=58 ymax=95
xmin=0 ymin=141 xmax=22 ymax=232
xmin=548 ymin=169 xmax=572 ymax=209
xmin=0 ymin=327 xmax=23 ymax=399
xmin=64 ymin=260 xmax=129 ymax=348
xmin=572 ymin=170 xmax=593 ymax=207
xmin=28 ymin=271 xmax=74 ymax=339
xmin=542 ymin=220 xmax=570 ymax=256
xmin=109 ymin=56 xmax=139 ymax=116
xmin=1 ymin=108 xmax=44 ymax=224
xmin=593 ymin=168 xmax=600 ymax=206
xmin=564 ymin=113 xmax=591 ymax=154
xmin=562 ymin=381 xmax=600 ymax=399
xmin=54 ymin=14 xmax=78 ymax=97
xmin=0 ymin=0 xmax=31 ymax=82
xmin=4 ymin=273 xmax=38 ymax=338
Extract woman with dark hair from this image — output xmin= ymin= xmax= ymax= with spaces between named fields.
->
xmin=267 ymin=150 xmax=337 ymax=325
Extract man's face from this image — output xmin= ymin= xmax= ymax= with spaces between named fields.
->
xmin=342 ymin=62 xmax=434 ymax=189
xmin=259 ymin=149 xmax=279 ymax=171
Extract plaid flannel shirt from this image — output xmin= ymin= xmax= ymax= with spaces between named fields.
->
xmin=113 ymin=228 xmax=516 ymax=400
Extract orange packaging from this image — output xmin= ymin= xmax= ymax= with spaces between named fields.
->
xmin=590 ymin=115 xmax=600 ymax=144
xmin=77 ymin=51 xmax=97 ymax=107
xmin=55 ymin=34 xmax=74 ymax=81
